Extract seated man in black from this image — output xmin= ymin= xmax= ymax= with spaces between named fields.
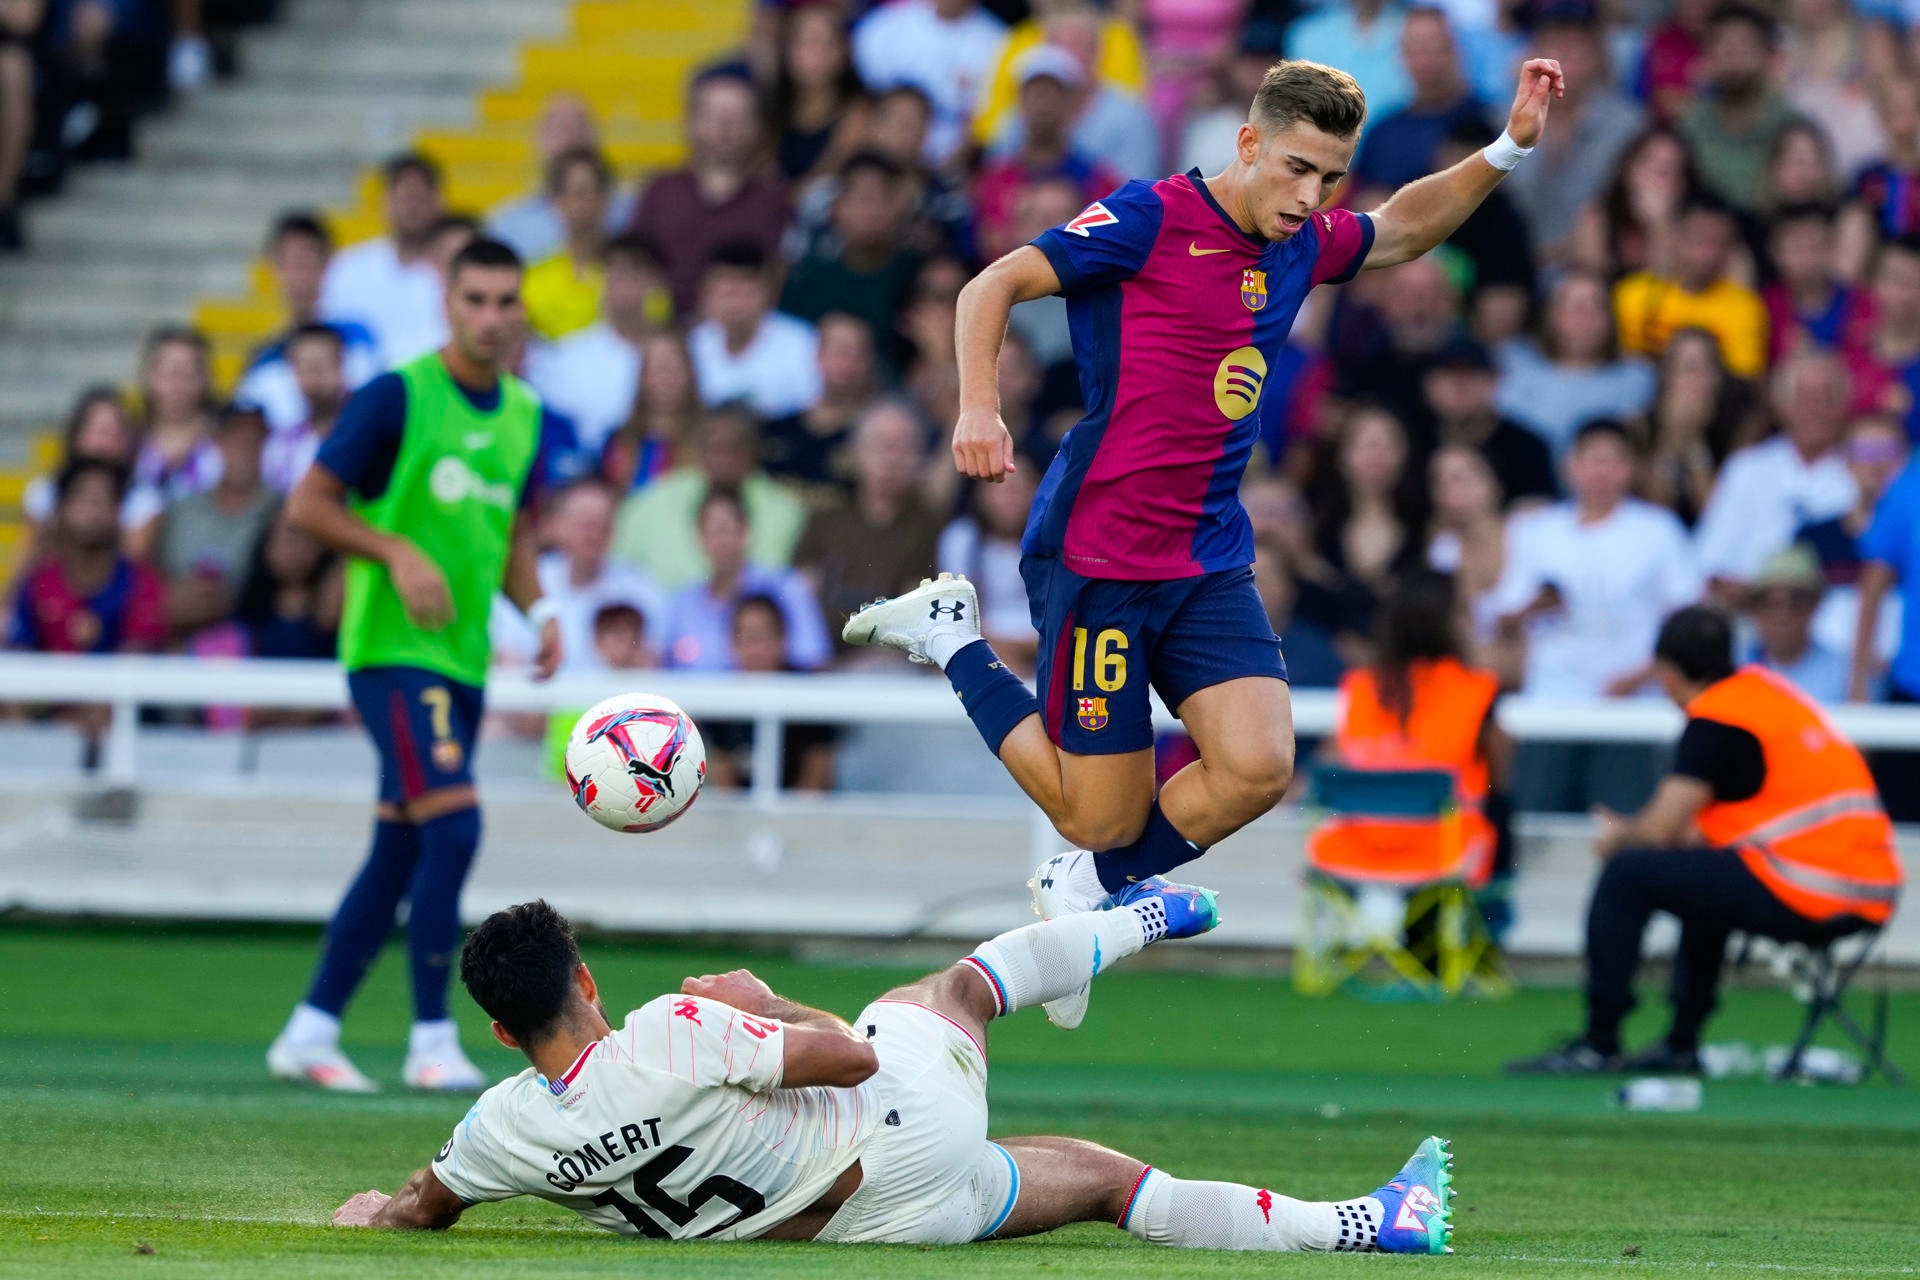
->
xmin=1507 ymin=606 xmax=1901 ymax=1075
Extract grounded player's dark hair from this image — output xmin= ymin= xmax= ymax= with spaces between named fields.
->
xmin=448 ymin=236 xmax=524 ymax=280
xmin=1571 ymin=417 xmax=1641 ymax=457
xmin=1251 ymin=60 xmax=1368 ymax=140
xmin=605 ymin=231 xmax=663 ymax=270
xmin=1655 ymin=605 xmax=1737 ymax=685
xmin=55 ymin=457 xmax=129 ymax=507
xmin=268 ymin=210 xmax=330 ymax=254
xmin=1373 ymin=571 xmax=1466 ymax=726
xmin=545 ymin=144 xmax=614 ymax=197
xmin=460 ymin=899 xmax=583 ymax=1045
xmin=382 ymin=149 xmax=442 ymax=190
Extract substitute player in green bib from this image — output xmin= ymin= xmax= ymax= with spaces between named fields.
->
xmin=268 ymin=238 xmax=563 ymax=1093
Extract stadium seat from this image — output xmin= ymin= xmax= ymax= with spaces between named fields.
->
xmin=1735 ymin=927 xmax=1906 ymax=1086
xmin=1294 ymin=765 xmax=1512 ymax=1000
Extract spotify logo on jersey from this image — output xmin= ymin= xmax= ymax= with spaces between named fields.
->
xmin=1213 ymin=346 xmax=1267 ymax=420
xmin=429 ymin=456 xmax=517 ymax=510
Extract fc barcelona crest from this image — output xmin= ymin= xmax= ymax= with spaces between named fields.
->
xmin=1077 ymin=697 xmax=1110 ymax=732
xmin=1240 ymin=269 xmax=1268 ymax=312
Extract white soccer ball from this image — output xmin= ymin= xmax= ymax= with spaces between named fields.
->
xmin=564 ymin=693 xmax=707 ymax=833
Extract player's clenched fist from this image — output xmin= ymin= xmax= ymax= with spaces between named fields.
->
xmin=681 ymin=968 xmax=777 ymax=1015
xmin=952 ymin=407 xmax=1017 ymax=483
xmin=332 ymin=1189 xmax=392 ymax=1227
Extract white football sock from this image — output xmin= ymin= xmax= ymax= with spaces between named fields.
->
xmin=283 ymin=1003 xmax=341 ymax=1048
xmin=964 ymin=906 xmax=1151 ymax=1017
xmin=1122 ymin=1167 xmax=1383 ymax=1252
xmin=926 ymin=631 xmax=977 ymax=669
xmin=408 ymin=1019 xmax=461 ymax=1057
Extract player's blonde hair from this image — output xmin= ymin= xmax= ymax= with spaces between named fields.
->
xmin=1250 ymin=60 xmax=1367 ymax=139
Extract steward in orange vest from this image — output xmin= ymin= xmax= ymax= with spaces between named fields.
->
xmin=1507 ymin=606 xmax=1902 ymax=1078
xmin=1314 ymin=571 xmax=1511 ymax=890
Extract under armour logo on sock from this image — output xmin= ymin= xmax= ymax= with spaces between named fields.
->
xmin=929 ymin=600 xmax=967 ymax=620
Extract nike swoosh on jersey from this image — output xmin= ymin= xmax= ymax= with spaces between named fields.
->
xmin=1188 ymin=243 xmax=1232 ymax=256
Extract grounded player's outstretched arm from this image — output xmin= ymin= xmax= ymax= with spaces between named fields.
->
xmin=287 ymin=462 xmax=454 ymax=630
xmin=952 ymin=245 xmax=1063 ymax=483
xmin=680 ymin=969 xmax=879 ymax=1088
xmin=1364 ymin=58 xmax=1562 ymax=270
xmin=332 ymin=1163 xmax=467 ymax=1230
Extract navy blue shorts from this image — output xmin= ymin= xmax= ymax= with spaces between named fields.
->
xmin=346 ymin=666 xmax=486 ymax=805
xmin=1022 ymin=556 xmax=1288 ymax=756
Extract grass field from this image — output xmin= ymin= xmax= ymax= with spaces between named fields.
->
xmin=4 ymin=923 xmax=1919 ymax=1279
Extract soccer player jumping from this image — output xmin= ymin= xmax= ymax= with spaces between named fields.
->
xmin=267 ymin=238 xmax=562 ymax=1092
xmin=845 ymin=57 xmax=1561 ymax=1026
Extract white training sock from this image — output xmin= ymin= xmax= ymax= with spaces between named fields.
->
xmin=926 ymin=631 xmax=976 ymax=669
xmin=963 ymin=906 xmax=1153 ymax=1016
xmin=408 ymin=1019 xmax=461 ymax=1057
xmin=283 ymin=1003 xmax=341 ymax=1048
xmin=1121 ymin=1167 xmax=1383 ymax=1253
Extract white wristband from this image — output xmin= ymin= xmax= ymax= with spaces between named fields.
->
xmin=1482 ymin=129 xmax=1534 ymax=172
xmin=527 ymin=597 xmax=562 ymax=631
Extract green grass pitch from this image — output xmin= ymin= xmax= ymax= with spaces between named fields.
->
xmin=5 ymin=923 xmax=1919 ymax=1278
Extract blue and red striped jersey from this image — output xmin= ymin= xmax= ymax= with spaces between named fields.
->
xmin=1024 ymin=169 xmax=1373 ymax=580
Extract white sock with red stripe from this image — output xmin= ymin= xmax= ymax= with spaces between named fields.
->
xmin=1120 ymin=1167 xmax=1383 ymax=1252
xmin=962 ymin=907 xmax=1154 ymax=1016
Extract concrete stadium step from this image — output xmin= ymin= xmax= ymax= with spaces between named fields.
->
xmin=277 ymin=0 xmax=568 ymax=40
xmin=245 ymin=33 xmax=524 ymax=83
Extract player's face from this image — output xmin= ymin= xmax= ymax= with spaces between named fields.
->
xmin=1240 ymin=120 xmax=1356 ymax=241
xmin=446 ymin=265 xmax=525 ymax=367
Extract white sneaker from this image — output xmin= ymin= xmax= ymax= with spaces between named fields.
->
xmin=403 ymin=1043 xmax=489 ymax=1092
xmin=840 ymin=573 xmax=980 ymax=664
xmin=1027 ymin=850 xmax=1110 ymax=1030
xmin=267 ymin=1036 xmax=378 ymax=1093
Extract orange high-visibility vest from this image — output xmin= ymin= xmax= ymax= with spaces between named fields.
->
xmin=1310 ymin=658 xmax=1501 ymax=887
xmin=1686 ymin=666 xmax=1902 ymax=925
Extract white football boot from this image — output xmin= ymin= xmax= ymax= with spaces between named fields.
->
xmin=402 ymin=1035 xmax=489 ymax=1092
xmin=1027 ymin=850 xmax=1113 ymax=1030
xmin=267 ymin=1035 xmax=379 ymax=1094
xmin=840 ymin=573 xmax=980 ymax=664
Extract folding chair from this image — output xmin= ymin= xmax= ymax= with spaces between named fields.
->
xmin=1740 ymin=925 xmax=1905 ymax=1085
xmin=1294 ymin=766 xmax=1512 ymax=1000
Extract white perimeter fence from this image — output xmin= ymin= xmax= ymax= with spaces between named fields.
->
xmin=0 ymin=654 xmax=1912 ymax=961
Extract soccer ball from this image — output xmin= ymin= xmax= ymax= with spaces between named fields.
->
xmin=564 ymin=693 xmax=707 ymax=833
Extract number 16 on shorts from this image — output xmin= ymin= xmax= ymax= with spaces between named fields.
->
xmin=1069 ymin=627 xmax=1129 ymax=743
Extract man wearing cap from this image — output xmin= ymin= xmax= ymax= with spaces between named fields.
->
xmin=973 ymin=46 xmax=1124 ymax=261
xmin=1508 ymin=604 xmax=1901 ymax=1075
xmin=983 ymin=9 xmax=1160 ymax=181
xmin=1745 ymin=545 xmax=1848 ymax=702
xmin=1422 ymin=334 xmax=1557 ymax=506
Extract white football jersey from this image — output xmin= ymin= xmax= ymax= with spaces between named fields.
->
xmin=431 ymin=995 xmax=881 ymax=1240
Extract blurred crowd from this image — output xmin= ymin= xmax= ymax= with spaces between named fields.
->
xmin=23 ymin=0 xmax=1920 ymax=802
xmin=0 ymin=0 xmax=273 ymax=250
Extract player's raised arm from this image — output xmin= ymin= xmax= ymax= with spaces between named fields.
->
xmin=332 ymin=1163 xmax=468 ymax=1230
xmin=1362 ymin=58 xmax=1563 ymax=271
xmin=953 ymin=246 xmax=1062 ymax=483
xmin=680 ymin=969 xmax=878 ymax=1088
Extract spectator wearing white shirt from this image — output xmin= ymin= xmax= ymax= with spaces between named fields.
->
xmin=1490 ymin=420 xmax=1704 ymax=812
xmin=937 ymin=460 xmax=1041 ymax=677
xmin=1490 ymin=420 xmax=1704 ymax=700
xmin=318 ymin=152 xmax=447 ymax=370
xmin=525 ymin=234 xmax=668 ymax=459
xmin=491 ymin=480 xmax=668 ymax=674
xmin=236 ymin=213 xmax=381 ymax=434
xmin=261 ymin=326 xmax=348 ymax=495
xmin=1692 ymin=351 xmax=1857 ymax=595
xmin=852 ymin=0 xmax=1008 ymax=165
xmin=687 ymin=242 xmax=822 ymax=419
